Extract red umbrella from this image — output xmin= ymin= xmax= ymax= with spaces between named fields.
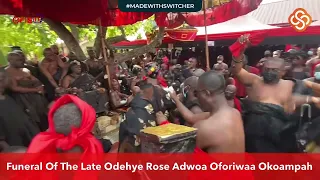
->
xmin=1 ymin=0 xmax=262 ymax=27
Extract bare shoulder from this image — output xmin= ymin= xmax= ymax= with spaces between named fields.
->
xmin=281 ymin=79 xmax=295 ymax=87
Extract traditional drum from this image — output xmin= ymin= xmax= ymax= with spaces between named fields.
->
xmin=140 ymin=123 xmax=197 ymax=153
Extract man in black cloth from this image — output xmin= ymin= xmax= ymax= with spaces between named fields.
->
xmin=178 ymin=76 xmax=203 ymax=126
xmin=6 ymin=52 xmax=48 ymax=131
xmin=118 ymin=79 xmax=174 ymax=153
xmin=0 ymin=68 xmax=39 ymax=147
xmin=232 ymin=35 xmax=320 ymax=152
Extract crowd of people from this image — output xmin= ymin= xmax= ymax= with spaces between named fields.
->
xmin=1 ymin=35 xmax=320 ymax=157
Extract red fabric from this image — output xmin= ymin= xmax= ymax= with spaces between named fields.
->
xmin=159 ymin=120 xmax=170 ymax=126
xmin=0 ymin=0 xmax=261 ymax=27
xmin=157 ymin=76 xmax=168 ymax=88
xmin=165 ymin=29 xmax=197 ymax=41
xmin=26 ymin=95 xmax=103 ymax=179
xmin=191 ymin=147 xmax=254 ymax=180
xmin=159 ymin=0 xmax=262 ymax=28
xmin=113 ymin=40 xmax=147 ymax=47
xmin=229 ymin=32 xmax=267 ymax=58
xmin=0 ymin=0 xmax=154 ymax=26
xmin=311 ymin=62 xmax=320 ymax=76
xmin=234 ymin=97 xmax=242 ymax=113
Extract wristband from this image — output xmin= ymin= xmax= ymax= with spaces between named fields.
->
xmin=232 ymin=56 xmax=244 ymax=63
xmin=159 ymin=120 xmax=170 ymax=126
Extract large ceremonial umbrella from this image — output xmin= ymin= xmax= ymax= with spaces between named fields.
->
xmin=0 ymin=0 xmax=263 ymax=78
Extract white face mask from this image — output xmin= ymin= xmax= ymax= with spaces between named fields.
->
xmin=308 ymin=51 xmax=314 ymax=56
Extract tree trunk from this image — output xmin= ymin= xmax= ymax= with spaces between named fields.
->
xmin=44 ymin=19 xmax=86 ymax=61
xmin=114 ymin=27 xmax=165 ymax=64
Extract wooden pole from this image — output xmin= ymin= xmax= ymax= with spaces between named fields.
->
xmin=203 ymin=0 xmax=210 ymax=71
xmin=99 ymin=19 xmax=112 ymax=89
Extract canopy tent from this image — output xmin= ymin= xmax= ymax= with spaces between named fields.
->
xmin=113 ymin=17 xmax=320 ymax=48
xmin=195 ymin=15 xmax=279 ymax=36
xmin=311 ymin=21 xmax=320 ymax=26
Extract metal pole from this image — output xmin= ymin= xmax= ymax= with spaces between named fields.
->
xmin=203 ymin=0 xmax=210 ymax=71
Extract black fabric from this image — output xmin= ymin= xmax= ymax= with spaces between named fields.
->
xmin=119 ymin=93 xmax=157 ymax=153
xmin=118 ymin=86 xmax=175 ymax=152
xmin=177 ymin=98 xmax=200 ymax=125
xmin=8 ymin=79 xmax=48 ymax=131
xmin=0 ymin=95 xmax=39 ymax=146
xmin=69 ymin=73 xmax=96 ymax=91
xmin=97 ymin=138 xmax=113 ymax=153
xmin=243 ymin=100 xmax=299 ymax=153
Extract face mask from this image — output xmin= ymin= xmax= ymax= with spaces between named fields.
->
xmin=182 ymin=86 xmax=188 ymax=98
xmin=308 ymin=51 xmax=314 ymax=56
xmin=315 ymin=72 xmax=320 ymax=80
xmin=262 ymin=69 xmax=280 ymax=84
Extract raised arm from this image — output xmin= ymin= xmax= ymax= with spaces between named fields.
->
xmin=39 ymin=61 xmax=59 ymax=88
xmin=231 ymin=35 xmax=260 ymax=86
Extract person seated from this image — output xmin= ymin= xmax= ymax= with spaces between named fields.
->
xmin=85 ymin=47 xmax=105 ymax=78
xmin=24 ymin=95 xmax=104 ymax=179
xmin=0 ymin=68 xmax=39 ymax=147
xmin=62 ymin=60 xmax=99 ymax=91
xmin=62 ymin=60 xmax=108 ymax=113
xmin=110 ymin=79 xmax=131 ymax=109
xmin=5 ymin=52 xmax=48 ymax=131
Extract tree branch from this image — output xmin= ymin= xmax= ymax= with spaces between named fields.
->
xmin=114 ymin=27 xmax=165 ymax=64
xmin=44 ymin=18 xmax=86 ymax=61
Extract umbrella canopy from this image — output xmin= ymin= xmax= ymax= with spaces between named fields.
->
xmin=0 ymin=0 xmax=263 ymax=27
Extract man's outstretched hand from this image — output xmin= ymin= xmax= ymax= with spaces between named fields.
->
xmin=156 ymin=111 xmax=167 ymax=125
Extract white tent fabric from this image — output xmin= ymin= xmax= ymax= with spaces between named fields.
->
xmin=196 ymin=15 xmax=279 ymax=36
xmin=311 ymin=21 xmax=320 ymax=26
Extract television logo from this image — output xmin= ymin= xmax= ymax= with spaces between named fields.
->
xmin=12 ymin=16 xmax=43 ymax=24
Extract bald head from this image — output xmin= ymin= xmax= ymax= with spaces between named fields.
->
xmin=53 ymin=103 xmax=82 ymax=136
xmin=264 ymin=50 xmax=272 ymax=57
xmin=198 ymin=70 xmax=225 ymax=93
xmin=184 ymin=76 xmax=198 ymax=89
xmin=225 ymin=85 xmax=236 ymax=100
